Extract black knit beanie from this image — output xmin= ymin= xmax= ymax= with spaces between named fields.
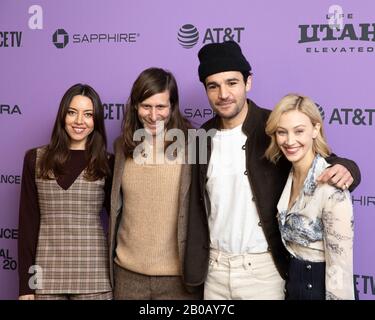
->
xmin=198 ymin=41 xmax=251 ymax=83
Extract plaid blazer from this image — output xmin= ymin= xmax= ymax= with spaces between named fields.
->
xmin=34 ymin=148 xmax=112 ymax=294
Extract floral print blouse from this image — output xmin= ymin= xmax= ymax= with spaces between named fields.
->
xmin=277 ymin=155 xmax=354 ymax=300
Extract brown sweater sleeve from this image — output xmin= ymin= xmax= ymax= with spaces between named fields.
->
xmin=18 ymin=148 xmax=40 ymax=296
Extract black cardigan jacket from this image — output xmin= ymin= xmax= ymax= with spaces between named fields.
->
xmin=183 ymin=99 xmax=361 ymax=286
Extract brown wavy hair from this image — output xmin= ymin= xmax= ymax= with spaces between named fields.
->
xmin=121 ymin=67 xmax=192 ymax=157
xmin=38 ymin=83 xmax=110 ymax=180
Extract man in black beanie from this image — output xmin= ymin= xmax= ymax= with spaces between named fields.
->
xmin=183 ymin=41 xmax=360 ymax=299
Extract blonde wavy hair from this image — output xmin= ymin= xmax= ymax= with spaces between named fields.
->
xmin=265 ymin=94 xmax=331 ymax=164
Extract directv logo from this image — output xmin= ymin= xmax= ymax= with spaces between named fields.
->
xmin=53 ymin=28 xmax=69 ymax=48
xmin=177 ymin=24 xmax=199 ymax=49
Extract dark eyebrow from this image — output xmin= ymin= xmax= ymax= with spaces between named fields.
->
xmin=206 ymin=77 xmax=240 ymax=87
xmin=139 ymin=103 xmax=169 ymax=108
xmin=226 ymin=78 xmax=240 ymax=82
xmin=68 ymin=107 xmax=93 ymax=112
xmin=205 ymin=81 xmax=218 ymax=87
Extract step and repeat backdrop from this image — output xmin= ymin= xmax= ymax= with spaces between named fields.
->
xmin=0 ymin=0 xmax=374 ymax=300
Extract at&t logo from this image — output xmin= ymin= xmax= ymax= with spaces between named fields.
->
xmin=177 ymin=24 xmax=244 ymax=49
xmin=178 ymin=24 xmax=199 ymax=48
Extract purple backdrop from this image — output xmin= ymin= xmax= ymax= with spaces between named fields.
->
xmin=1 ymin=0 xmax=374 ymax=300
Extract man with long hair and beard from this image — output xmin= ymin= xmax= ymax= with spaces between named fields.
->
xmin=109 ymin=67 xmax=201 ymax=299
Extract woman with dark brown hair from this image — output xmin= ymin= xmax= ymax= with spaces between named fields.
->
xmin=109 ymin=67 xmax=201 ymax=299
xmin=18 ymin=83 xmax=113 ymax=300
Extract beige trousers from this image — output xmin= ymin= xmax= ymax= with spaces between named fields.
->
xmin=204 ymin=249 xmax=285 ymax=300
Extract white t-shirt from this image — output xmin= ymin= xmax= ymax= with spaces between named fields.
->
xmin=206 ymin=124 xmax=268 ymax=254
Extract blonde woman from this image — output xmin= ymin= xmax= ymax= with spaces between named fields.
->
xmin=265 ymin=94 xmax=355 ymax=300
